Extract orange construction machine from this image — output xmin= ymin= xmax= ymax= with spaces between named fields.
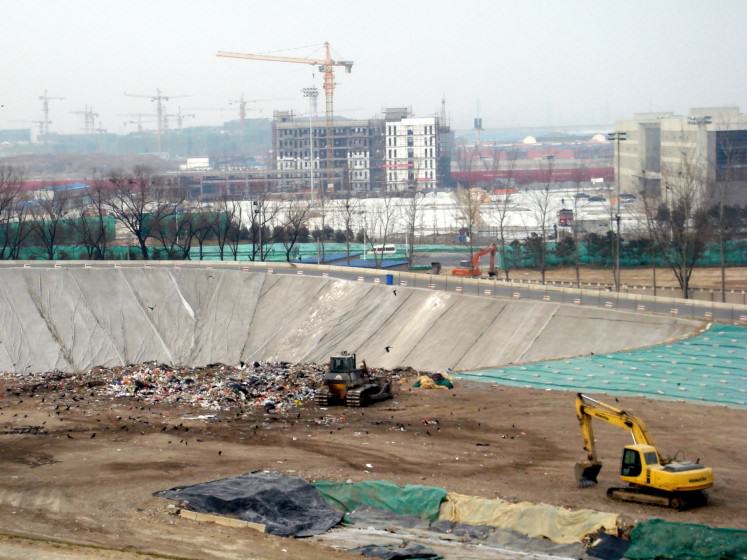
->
xmin=451 ymin=243 xmax=497 ymax=278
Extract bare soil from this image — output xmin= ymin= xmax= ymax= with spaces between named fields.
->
xmin=0 ymin=377 xmax=745 ymax=559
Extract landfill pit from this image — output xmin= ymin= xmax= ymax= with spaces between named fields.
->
xmin=1 ymin=365 xmax=746 ymax=560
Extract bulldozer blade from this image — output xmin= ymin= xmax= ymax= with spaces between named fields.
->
xmin=575 ymin=461 xmax=602 ymax=487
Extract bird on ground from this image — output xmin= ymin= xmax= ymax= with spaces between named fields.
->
xmin=385 ymin=346 xmax=392 ymax=353
xmin=393 ymin=289 xmax=397 ymax=296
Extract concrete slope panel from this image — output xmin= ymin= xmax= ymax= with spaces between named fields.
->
xmin=20 ymin=269 xmax=123 ymax=370
xmin=456 ymin=300 xmax=561 ymax=370
xmin=299 ymin=284 xmax=417 ymax=365
xmin=185 ymin=270 xmax=265 ymax=366
xmin=0 ymin=270 xmax=64 ymax=372
xmin=68 ymin=269 xmax=173 ymax=366
xmin=118 ymin=268 xmax=199 ymax=363
xmin=260 ymin=278 xmax=375 ymax=363
xmin=357 ymin=290 xmax=456 ymax=369
xmin=519 ymin=306 xmax=700 ymax=363
xmin=240 ymin=275 xmax=327 ymax=363
xmin=403 ymin=296 xmax=508 ymax=372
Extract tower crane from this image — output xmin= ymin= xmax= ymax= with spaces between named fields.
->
xmin=38 ymin=90 xmax=65 ymax=138
xmin=71 ymin=105 xmax=99 ymax=134
xmin=124 ymin=89 xmax=189 ymax=152
xmin=217 ymin=42 xmax=353 ymax=193
xmin=119 ymin=113 xmax=157 ymax=133
xmin=164 ymin=106 xmax=195 ymax=130
xmin=228 ymin=95 xmax=289 ymax=135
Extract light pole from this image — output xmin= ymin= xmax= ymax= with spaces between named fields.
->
xmin=607 ymin=131 xmax=627 ymax=291
xmin=688 ymin=115 xmax=722 ymax=301
xmin=303 ymin=86 xmax=320 ymax=264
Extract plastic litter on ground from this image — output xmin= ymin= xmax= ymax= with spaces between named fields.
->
xmin=456 ymin=324 xmax=747 ymax=408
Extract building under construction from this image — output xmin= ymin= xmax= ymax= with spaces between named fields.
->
xmin=271 ymin=108 xmax=453 ymax=193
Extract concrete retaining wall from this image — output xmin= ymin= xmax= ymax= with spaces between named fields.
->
xmin=0 ymin=267 xmax=703 ymax=373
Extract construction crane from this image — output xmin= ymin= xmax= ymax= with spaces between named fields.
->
xmin=119 ymin=113 xmax=157 ymax=133
xmin=39 ymin=90 xmax=64 ymax=138
xmin=124 ymin=89 xmax=189 ymax=152
xmin=217 ymin=42 xmax=353 ymax=193
xmin=228 ymin=95 xmax=289 ymax=135
xmin=71 ymin=105 xmax=99 ymax=134
xmin=164 ymin=106 xmax=195 ymax=130
xmin=574 ymin=393 xmax=713 ymax=510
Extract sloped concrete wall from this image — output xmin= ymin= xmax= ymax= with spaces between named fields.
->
xmin=0 ymin=268 xmax=702 ymax=373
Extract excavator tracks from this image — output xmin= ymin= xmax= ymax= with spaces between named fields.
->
xmin=607 ymin=487 xmax=708 ymax=510
xmin=345 ymin=389 xmax=365 ymax=407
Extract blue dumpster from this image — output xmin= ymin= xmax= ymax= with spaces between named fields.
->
xmin=385 ymin=274 xmax=394 ymax=285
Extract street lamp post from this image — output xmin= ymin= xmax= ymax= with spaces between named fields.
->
xmin=607 ymin=131 xmax=627 ymax=291
xmin=303 ymin=86 xmax=320 ymax=264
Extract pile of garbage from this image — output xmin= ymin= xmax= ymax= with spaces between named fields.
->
xmin=2 ymin=361 xmax=396 ymax=413
xmin=99 ymin=361 xmax=334 ymax=412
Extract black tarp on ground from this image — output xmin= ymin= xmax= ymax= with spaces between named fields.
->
xmin=156 ymin=471 xmax=343 ymax=537
xmin=351 ymin=543 xmax=441 ymax=559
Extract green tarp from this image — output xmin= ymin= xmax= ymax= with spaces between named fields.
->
xmin=625 ymin=518 xmax=747 ymax=560
xmin=313 ymin=480 xmax=447 ymax=522
xmin=458 ymin=325 xmax=747 ymax=408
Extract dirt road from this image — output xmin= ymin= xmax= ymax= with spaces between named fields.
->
xmin=1 ymin=376 xmax=745 ymax=559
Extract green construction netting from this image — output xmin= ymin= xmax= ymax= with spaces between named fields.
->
xmin=625 ymin=518 xmax=747 ymax=560
xmin=313 ymin=480 xmax=447 ymax=521
xmin=456 ymin=325 xmax=747 ymax=408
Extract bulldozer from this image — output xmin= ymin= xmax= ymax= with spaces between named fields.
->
xmin=315 ymin=352 xmax=392 ymax=407
xmin=574 ymin=393 xmax=713 ymax=510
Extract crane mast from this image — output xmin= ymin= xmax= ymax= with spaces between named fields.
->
xmin=217 ymin=42 xmax=353 ymax=194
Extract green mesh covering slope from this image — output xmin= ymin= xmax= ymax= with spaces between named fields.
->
xmin=625 ymin=518 xmax=747 ymax=560
xmin=457 ymin=325 xmax=747 ymax=408
xmin=313 ymin=480 xmax=447 ymax=521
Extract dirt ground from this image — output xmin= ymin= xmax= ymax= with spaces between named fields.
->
xmin=0 ymin=376 xmax=745 ymax=559
xmin=508 ymin=265 xmax=747 ymax=291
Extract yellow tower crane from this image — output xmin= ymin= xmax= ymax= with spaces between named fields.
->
xmin=217 ymin=42 xmax=353 ymax=193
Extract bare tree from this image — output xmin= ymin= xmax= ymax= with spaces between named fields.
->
xmin=0 ymin=165 xmax=27 ymax=259
xmin=190 ymin=204 xmax=218 ymax=261
xmin=492 ymin=148 xmax=518 ymax=280
xmin=105 ymin=167 xmax=176 ymax=260
xmin=525 ymin=156 xmax=555 ymax=283
xmin=334 ymin=194 xmax=360 ymax=263
xmin=213 ymin=190 xmax=240 ymax=261
xmin=642 ymin=156 xmax=710 ymax=299
xmin=454 ymin=186 xmax=482 ymax=261
xmin=570 ymin=164 xmax=587 ymax=287
xmin=76 ymin=180 xmax=111 ymax=259
xmin=280 ymin=198 xmax=311 ymax=262
xmin=32 ymin=189 xmax=73 ymax=260
xmin=363 ymin=196 xmax=398 ymax=268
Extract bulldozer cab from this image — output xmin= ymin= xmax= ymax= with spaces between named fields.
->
xmin=330 ymin=354 xmax=356 ymax=374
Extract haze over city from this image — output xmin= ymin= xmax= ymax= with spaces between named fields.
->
xmin=2 ymin=0 xmax=746 ymax=133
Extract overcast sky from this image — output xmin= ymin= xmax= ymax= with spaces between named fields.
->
xmin=1 ymin=0 xmax=745 ymax=134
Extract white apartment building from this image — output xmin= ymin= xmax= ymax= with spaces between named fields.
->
xmin=384 ymin=116 xmax=439 ymax=191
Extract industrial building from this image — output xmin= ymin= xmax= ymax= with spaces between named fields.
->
xmin=270 ymin=107 xmax=452 ymax=193
xmin=615 ymin=106 xmax=747 ymax=204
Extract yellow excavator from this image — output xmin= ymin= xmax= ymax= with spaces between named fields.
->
xmin=574 ymin=393 xmax=713 ymax=510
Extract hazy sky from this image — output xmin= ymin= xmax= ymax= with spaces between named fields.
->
xmin=1 ymin=0 xmax=745 ymax=134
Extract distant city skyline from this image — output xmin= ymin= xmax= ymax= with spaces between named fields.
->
xmin=1 ymin=0 xmax=745 ymax=135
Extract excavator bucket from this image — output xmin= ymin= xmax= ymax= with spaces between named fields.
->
xmin=575 ymin=461 xmax=602 ymax=488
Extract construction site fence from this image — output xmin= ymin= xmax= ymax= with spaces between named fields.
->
xmin=3 ymin=260 xmax=746 ymax=327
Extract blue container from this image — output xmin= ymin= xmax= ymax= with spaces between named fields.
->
xmin=385 ymin=274 xmax=394 ymax=285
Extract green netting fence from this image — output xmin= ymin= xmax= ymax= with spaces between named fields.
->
xmin=456 ymin=325 xmax=747 ymax=408
xmin=625 ymin=518 xmax=747 ymax=560
xmin=313 ymin=480 xmax=447 ymax=521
